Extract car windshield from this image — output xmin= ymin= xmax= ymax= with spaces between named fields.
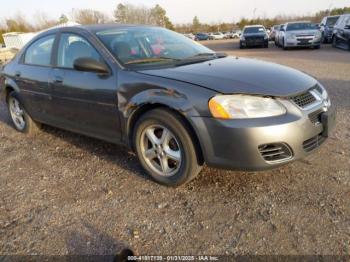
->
xmin=286 ymin=23 xmax=318 ymax=31
xmin=326 ymin=17 xmax=339 ymax=26
xmin=95 ymin=27 xmax=215 ymax=69
xmin=244 ymin=27 xmax=265 ymax=34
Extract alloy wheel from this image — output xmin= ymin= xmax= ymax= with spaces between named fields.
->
xmin=140 ymin=125 xmax=182 ymax=177
xmin=8 ymin=97 xmax=26 ymax=130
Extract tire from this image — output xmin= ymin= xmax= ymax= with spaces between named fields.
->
xmin=348 ymin=40 xmax=350 ymax=51
xmin=239 ymin=42 xmax=244 ymax=49
xmin=6 ymin=91 xmax=41 ymax=134
xmin=133 ymin=108 xmax=202 ymax=187
xmin=332 ymin=36 xmax=337 ymax=48
xmin=264 ymin=43 xmax=269 ymax=48
xmin=282 ymin=39 xmax=288 ymax=50
xmin=314 ymin=45 xmax=321 ymax=49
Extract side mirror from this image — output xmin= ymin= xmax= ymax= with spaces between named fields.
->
xmin=73 ymin=57 xmax=109 ymax=74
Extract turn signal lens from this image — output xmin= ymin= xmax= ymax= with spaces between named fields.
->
xmin=209 ymin=98 xmax=231 ymax=119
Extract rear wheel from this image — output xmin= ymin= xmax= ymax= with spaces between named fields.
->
xmin=7 ymin=91 xmax=40 ymax=134
xmin=134 ymin=109 xmax=202 ymax=187
xmin=314 ymin=45 xmax=321 ymax=49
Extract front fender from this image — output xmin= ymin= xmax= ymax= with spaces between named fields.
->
xmin=116 ymin=71 xmax=216 ymax=147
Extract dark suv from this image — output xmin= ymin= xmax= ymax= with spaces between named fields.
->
xmin=320 ymin=15 xmax=340 ymax=43
xmin=332 ymin=14 xmax=350 ymax=50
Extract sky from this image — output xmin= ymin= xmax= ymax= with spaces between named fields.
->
xmin=0 ymin=0 xmax=349 ymax=24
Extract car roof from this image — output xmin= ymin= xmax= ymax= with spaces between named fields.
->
xmin=286 ymin=21 xmax=311 ymax=25
xmin=40 ymin=23 xmax=161 ymax=36
xmin=244 ymin=25 xmax=264 ymax=28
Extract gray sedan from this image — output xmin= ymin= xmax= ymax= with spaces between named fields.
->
xmin=0 ymin=24 xmax=335 ymax=187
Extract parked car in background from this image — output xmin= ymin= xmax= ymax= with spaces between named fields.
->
xmin=209 ymin=32 xmax=225 ymax=40
xmin=275 ymin=24 xmax=285 ymax=46
xmin=332 ymin=14 xmax=350 ymax=51
xmin=195 ymin=33 xmax=209 ymax=41
xmin=270 ymin=25 xmax=281 ymax=41
xmin=320 ymin=15 xmax=340 ymax=43
xmin=0 ymin=24 xmax=335 ymax=186
xmin=222 ymin=32 xmax=233 ymax=39
xmin=232 ymin=30 xmax=242 ymax=39
xmin=277 ymin=21 xmax=322 ymax=50
xmin=240 ymin=25 xmax=269 ymax=48
xmin=184 ymin=33 xmax=196 ymax=40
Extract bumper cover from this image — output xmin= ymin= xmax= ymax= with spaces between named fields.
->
xmin=286 ymin=38 xmax=321 ymax=47
xmin=191 ymin=104 xmax=335 ymax=171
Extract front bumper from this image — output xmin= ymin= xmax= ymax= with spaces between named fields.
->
xmin=285 ymin=37 xmax=321 ymax=47
xmin=240 ymin=38 xmax=268 ymax=47
xmin=191 ymin=101 xmax=335 ymax=171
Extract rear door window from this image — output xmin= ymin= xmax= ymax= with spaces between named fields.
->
xmin=24 ymin=35 xmax=55 ymax=66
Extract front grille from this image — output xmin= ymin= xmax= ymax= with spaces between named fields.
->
xmin=290 ymin=91 xmax=317 ymax=108
xmin=308 ymin=109 xmax=324 ymax=124
xmin=303 ymin=133 xmax=326 ymax=152
xmin=258 ymin=143 xmax=293 ymax=163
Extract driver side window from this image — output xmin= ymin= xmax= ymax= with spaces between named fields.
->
xmin=57 ymin=33 xmax=102 ymax=69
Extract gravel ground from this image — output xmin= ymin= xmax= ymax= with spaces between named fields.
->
xmin=0 ymin=40 xmax=349 ymax=256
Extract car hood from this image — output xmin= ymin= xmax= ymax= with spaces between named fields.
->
xmin=138 ymin=56 xmax=317 ymax=97
xmin=244 ymin=33 xmax=266 ymax=37
xmin=287 ymin=30 xmax=319 ymax=35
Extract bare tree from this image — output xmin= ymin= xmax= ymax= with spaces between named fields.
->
xmin=73 ymin=9 xmax=111 ymax=25
xmin=33 ymin=11 xmax=58 ymax=31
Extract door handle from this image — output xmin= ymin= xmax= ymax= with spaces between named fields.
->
xmin=53 ymin=76 xmax=63 ymax=84
xmin=15 ymin=71 xmax=21 ymax=77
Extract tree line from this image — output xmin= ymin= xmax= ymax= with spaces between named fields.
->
xmin=1 ymin=4 xmax=350 ymax=44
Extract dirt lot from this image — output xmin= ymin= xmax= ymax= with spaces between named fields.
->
xmin=1 ymin=40 xmax=350 ymax=256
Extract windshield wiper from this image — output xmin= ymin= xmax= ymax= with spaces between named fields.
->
xmin=175 ymin=52 xmax=228 ymax=66
xmin=185 ymin=52 xmax=227 ymax=59
xmin=124 ymin=57 xmax=180 ymax=65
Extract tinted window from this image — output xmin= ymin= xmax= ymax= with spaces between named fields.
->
xmin=24 ymin=35 xmax=55 ymax=66
xmin=326 ymin=17 xmax=339 ymax=26
xmin=286 ymin=23 xmax=318 ymax=31
xmin=345 ymin=17 xmax=350 ymax=26
xmin=244 ymin=27 xmax=265 ymax=34
xmin=57 ymin=33 xmax=101 ymax=69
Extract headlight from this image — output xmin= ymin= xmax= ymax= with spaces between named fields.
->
xmin=209 ymin=95 xmax=286 ymax=119
xmin=287 ymin=34 xmax=296 ymax=39
xmin=264 ymin=35 xmax=268 ymax=40
xmin=240 ymin=36 xmax=245 ymax=41
xmin=317 ymin=84 xmax=331 ymax=106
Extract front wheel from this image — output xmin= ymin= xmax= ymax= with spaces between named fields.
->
xmin=7 ymin=91 xmax=40 ymax=134
xmin=134 ymin=109 xmax=202 ymax=187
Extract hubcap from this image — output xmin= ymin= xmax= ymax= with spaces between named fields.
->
xmin=140 ymin=125 xmax=182 ymax=177
xmin=8 ymin=97 xmax=26 ymax=130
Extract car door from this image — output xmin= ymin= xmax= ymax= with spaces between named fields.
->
xmin=49 ymin=32 xmax=121 ymax=143
xmin=344 ymin=17 xmax=350 ymax=44
xmin=15 ymin=34 xmax=57 ymax=123
xmin=337 ymin=17 xmax=348 ymax=45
